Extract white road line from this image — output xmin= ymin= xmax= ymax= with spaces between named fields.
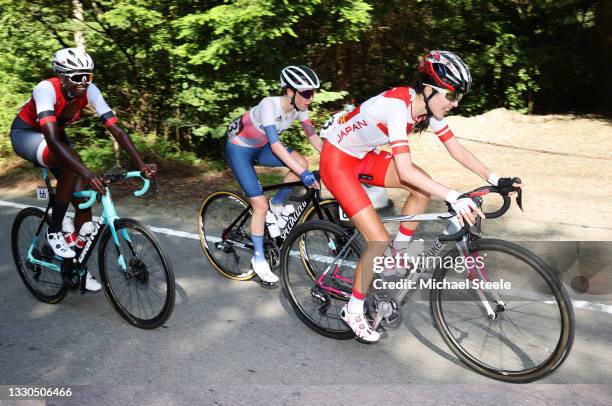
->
xmin=2 ymin=199 xmax=610 ymax=315
xmin=0 ymin=199 xmax=200 ymax=239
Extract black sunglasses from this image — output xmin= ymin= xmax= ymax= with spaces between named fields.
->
xmin=297 ymin=89 xmax=316 ymax=99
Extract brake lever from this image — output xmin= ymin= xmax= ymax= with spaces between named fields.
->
xmin=511 ymin=177 xmax=523 ymax=211
xmin=473 ymin=196 xmax=484 ymax=236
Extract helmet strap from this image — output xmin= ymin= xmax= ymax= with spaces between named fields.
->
xmin=290 ymin=89 xmax=299 ymax=110
xmin=423 ymin=87 xmax=437 ymax=117
xmin=59 ymin=74 xmax=76 ymax=100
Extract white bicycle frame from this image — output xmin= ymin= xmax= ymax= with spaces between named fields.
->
xmin=320 ymin=209 xmax=504 ymax=321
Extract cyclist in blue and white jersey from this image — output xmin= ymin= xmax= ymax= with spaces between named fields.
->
xmin=225 ymin=66 xmax=323 ymax=284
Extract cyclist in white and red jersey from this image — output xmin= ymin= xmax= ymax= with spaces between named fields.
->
xmin=9 ymin=48 xmax=156 ymax=290
xmin=225 ymin=66 xmax=323 ymax=284
xmin=319 ymin=50 xmax=522 ymax=342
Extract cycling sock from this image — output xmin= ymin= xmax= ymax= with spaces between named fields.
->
xmin=393 ymin=224 xmax=414 ymax=249
xmin=271 ymin=187 xmax=292 ymax=206
xmin=48 ymin=199 xmax=70 ymax=233
xmin=251 ymin=234 xmax=266 ymax=262
xmin=347 ymin=294 xmax=365 ymax=314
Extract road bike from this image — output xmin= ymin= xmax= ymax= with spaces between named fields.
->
xmin=280 ymin=181 xmax=574 ymax=382
xmin=11 ymin=169 xmax=175 ymax=329
xmin=198 ymin=171 xmax=349 ymax=282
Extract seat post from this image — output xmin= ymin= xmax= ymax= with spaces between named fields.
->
xmin=40 ymin=168 xmax=55 ymax=209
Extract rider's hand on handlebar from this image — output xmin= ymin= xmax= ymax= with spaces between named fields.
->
xmin=300 ymin=169 xmax=320 ymax=189
xmin=140 ymin=163 xmax=157 ymax=179
xmin=446 ymin=190 xmax=485 ymax=227
xmin=452 ymin=197 xmax=485 ymax=227
xmin=86 ymin=172 xmax=106 ymax=195
xmin=497 ymin=176 xmax=523 ymax=197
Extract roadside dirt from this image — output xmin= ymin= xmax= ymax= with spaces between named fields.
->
xmin=2 ymin=108 xmax=611 ymax=240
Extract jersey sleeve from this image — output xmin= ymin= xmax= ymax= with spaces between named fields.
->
xmin=385 ymin=100 xmax=411 ymax=156
xmin=87 ymin=84 xmax=116 ymax=127
xmin=429 ymin=117 xmax=454 ymax=142
xmin=32 ymin=81 xmax=57 ymax=125
xmin=263 ymin=125 xmax=280 ymax=144
xmin=300 ymin=119 xmax=317 ymax=138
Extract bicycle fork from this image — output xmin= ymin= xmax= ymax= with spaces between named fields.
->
xmin=456 ymin=238 xmax=505 ymax=319
xmin=100 ymin=193 xmax=133 ymax=273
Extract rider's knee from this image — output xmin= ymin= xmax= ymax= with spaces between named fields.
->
xmin=414 ymin=191 xmax=430 ymax=205
xmin=251 ymin=198 xmax=269 ymax=214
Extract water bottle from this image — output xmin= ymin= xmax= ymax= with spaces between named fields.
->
xmin=265 ymin=211 xmax=281 ymax=238
xmin=62 ymin=217 xmax=77 ymax=247
xmin=275 ymin=205 xmax=295 ymax=229
xmin=76 ymin=221 xmax=95 ymax=249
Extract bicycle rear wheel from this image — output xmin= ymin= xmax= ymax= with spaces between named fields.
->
xmin=430 ymin=238 xmax=574 ymax=382
xmin=11 ymin=207 xmax=67 ymax=303
xmin=198 ymin=191 xmax=255 ymax=280
xmin=98 ymin=218 xmax=175 ymax=329
xmin=280 ymin=220 xmax=361 ymax=339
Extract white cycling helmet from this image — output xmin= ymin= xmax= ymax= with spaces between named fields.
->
xmin=280 ymin=65 xmax=320 ymax=90
xmin=52 ymin=48 xmax=94 ymax=73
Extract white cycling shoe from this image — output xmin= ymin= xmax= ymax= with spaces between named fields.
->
xmin=251 ymin=258 xmax=279 ymax=284
xmin=47 ymin=231 xmax=76 ymax=259
xmin=85 ymin=271 xmax=102 ymax=292
xmin=340 ymin=305 xmax=381 ymax=343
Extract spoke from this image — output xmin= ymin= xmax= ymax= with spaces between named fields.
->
xmin=505 ymin=308 xmax=561 ymax=325
xmin=503 ymin=313 xmax=551 ymax=355
xmin=478 ymin=318 xmax=494 ymax=360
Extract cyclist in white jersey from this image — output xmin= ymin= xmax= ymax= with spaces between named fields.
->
xmin=319 ymin=51 xmax=522 ymax=342
xmin=225 ymin=66 xmax=323 ymax=284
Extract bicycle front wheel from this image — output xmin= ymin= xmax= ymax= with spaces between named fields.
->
xmin=98 ymin=218 xmax=175 ymax=329
xmin=11 ymin=207 xmax=67 ymax=303
xmin=281 ymin=220 xmax=361 ymax=339
xmin=301 ymin=199 xmax=342 ymax=224
xmin=198 ymin=191 xmax=255 ymax=280
xmin=430 ymin=238 xmax=574 ymax=383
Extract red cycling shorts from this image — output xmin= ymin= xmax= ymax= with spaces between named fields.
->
xmin=320 ymin=141 xmax=393 ymax=218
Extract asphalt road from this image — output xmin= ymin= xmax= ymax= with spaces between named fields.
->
xmin=1 ymin=197 xmax=611 ymax=405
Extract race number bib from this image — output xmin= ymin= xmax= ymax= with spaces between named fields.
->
xmin=36 ymin=186 xmax=49 ymax=200
xmin=319 ymin=112 xmax=346 ymax=140
xmin=338 ymin=205 xmax=349 ymax=221
xmin=227 ymin=116 xmax=244 ymax=137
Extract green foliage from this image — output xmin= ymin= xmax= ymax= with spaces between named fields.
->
xmin=0 ymin=0 xmax=604 ymax=171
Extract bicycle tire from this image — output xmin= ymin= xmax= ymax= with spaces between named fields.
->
xmin=198 ymin=191 xmax=256 ymax=281
xmin=281 ymin=220 xmax=361 ymax=339
xmin=301 ymin=199 xmax=341 ymax=224
xmin=98 ymin=218 xmax=175 ymax=329
xmin=11 ymin=207 xmax=67 ymax=304
xmin=430 ymin=238 xmax=574 ymax=383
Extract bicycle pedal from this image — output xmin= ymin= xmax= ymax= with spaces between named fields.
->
xmin=258 ymin=279 xmax=277 ymax=288
xmin=236 ymin=270 xmax=255 ymax=278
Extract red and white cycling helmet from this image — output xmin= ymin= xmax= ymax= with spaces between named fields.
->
xmin=52 ymin=48 xmax=94 ymax=73
xmin=419 ymin=50 xmax=471 ymax=94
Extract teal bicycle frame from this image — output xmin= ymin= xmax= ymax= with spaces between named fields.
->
xmin=25 ymin=169 xmax=150 ymax=278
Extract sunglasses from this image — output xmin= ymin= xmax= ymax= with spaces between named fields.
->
xmin=297 ymin=89 xmax=316 ymax=99
xmin=425 ymin=84 xmax=463 ymax=102
xmin=64 ymin=72 xmax=93 ymax=85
